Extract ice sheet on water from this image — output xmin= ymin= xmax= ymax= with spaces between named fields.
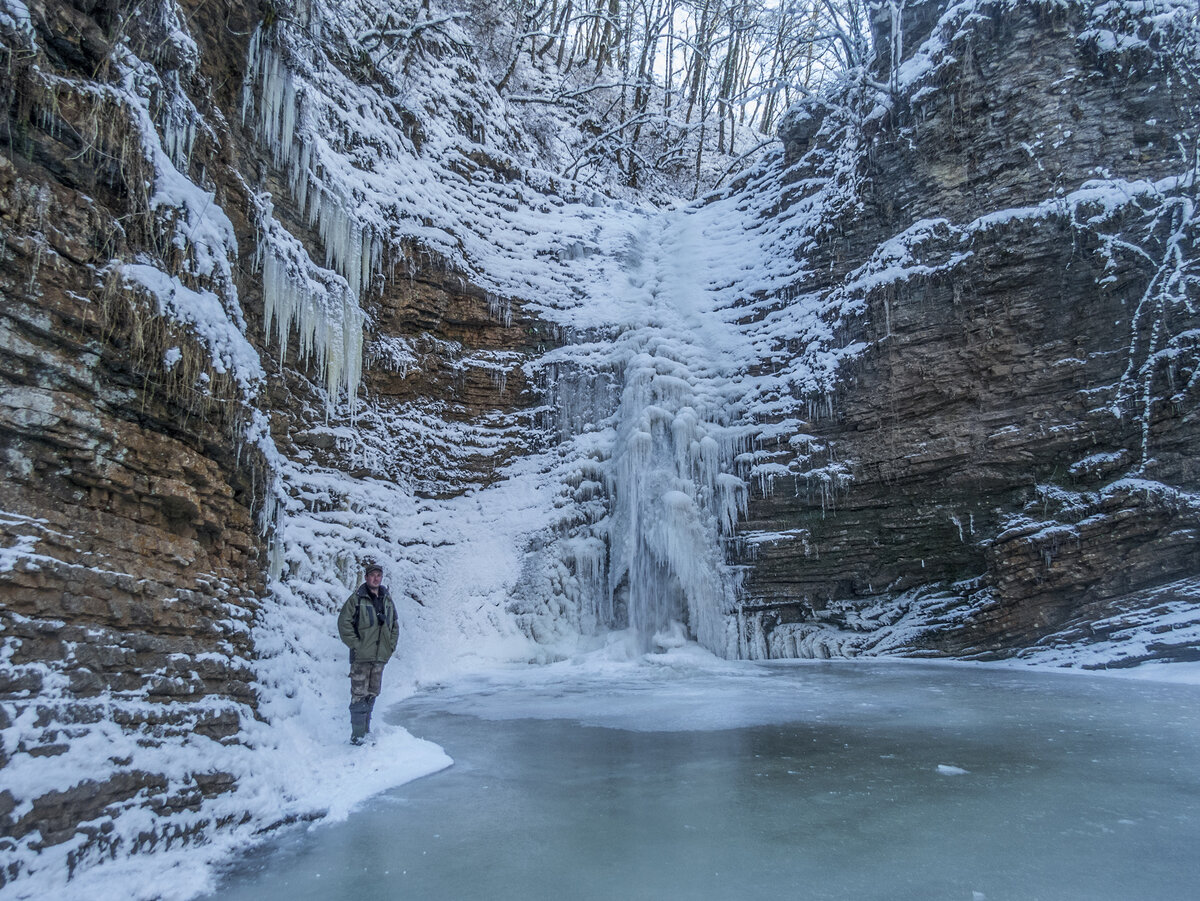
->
xmin=407 ymin=645 xmax=1200 ymax=736
xmin=210 ymin=657 xmax=1200 ymax=901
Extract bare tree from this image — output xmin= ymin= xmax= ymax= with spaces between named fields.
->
xmin=479 ymin=0 xmax=873 ymax=190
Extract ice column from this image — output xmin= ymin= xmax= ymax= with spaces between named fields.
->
xmin=545 ymin=334 xmax=748 ymax=655
xmin=603 ymin=343 xmax=747 ymax=654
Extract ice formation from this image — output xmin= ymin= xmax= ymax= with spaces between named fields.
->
xmin=545 ymin=327 xmax=751 ymax=654
xmin=257 ymin=204 xmax=365 ymax=411
xmin=603 ymin=345 xmax=748 ymax=652
xmin=527 ymin=183 xmax=859 ymax=655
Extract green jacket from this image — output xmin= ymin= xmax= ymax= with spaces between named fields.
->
xmin=338 ymin=584 xmax=399 ymax=664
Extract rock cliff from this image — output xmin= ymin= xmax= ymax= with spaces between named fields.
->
xmin=1 ymin=0 xmax=267 ymax=879
xmin=734 ymin=0 xmax=1200 ymax=664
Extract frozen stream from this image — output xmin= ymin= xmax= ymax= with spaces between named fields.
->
xmin=205 ymin=658 xmax=1200 ymax=900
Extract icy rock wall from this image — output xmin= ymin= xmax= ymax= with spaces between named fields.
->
xmin=0 ymin=0 xmax=281 ymax=892
xmin=733 ymin=0 xmax=1200 ymax=665
xmin=0 ymin=0 xmax=566 ymax=894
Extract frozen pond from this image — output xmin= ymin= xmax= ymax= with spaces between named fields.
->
xmin=205 ymin=659 xmax=1200 ymax=900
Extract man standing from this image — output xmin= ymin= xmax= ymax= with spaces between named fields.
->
xmin=337 ymin=562 xmax=399 ymax=744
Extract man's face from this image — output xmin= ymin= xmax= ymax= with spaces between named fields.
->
xmin=366 ymin=570 xmax=383 ymax=590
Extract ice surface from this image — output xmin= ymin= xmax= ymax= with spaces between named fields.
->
xmin=204 ymin=659 xmax=1200 ymax=901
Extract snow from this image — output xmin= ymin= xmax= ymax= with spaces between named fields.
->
xmin=1116 ymin=661 xmax=1200 ymax=683
xmin=1 ymin=715 xmax=450 ymax=901
xmin=0 ymin=0 xmax=33 ymax=38
xmin=120 ymin=264 xmax=265 ymax=393
xmin=4 ymin=0 xmax=1199 ymax=896
xmin=0 ymin=532 xmax=40 ymax=573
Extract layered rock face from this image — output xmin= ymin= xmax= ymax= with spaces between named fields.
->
xmin=735 ymin=0 xmax=1200 ymax=663
xmin=0 ymin=0 xmax=267 ymax=876
xmin=0 ymin=0 xmax=542 ymax=887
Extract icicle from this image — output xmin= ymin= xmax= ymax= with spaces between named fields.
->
xmin=486 ymin=292 xmax=513 ymax=327
xmin=258 ymin=210 xmax=365 ymax=414
xmin=243 ymin=38 xmax=381 ymax=306
xmin=159 ymin=73 xmax=197 ymax=172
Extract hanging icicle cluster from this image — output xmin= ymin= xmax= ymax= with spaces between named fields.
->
xmin=257 ymin=202 xmax=365 ymax=412
xmin=242 ymin=29 xmax=383 ymax=303
xmin=241 ymin=26 xmax=378 ymax=407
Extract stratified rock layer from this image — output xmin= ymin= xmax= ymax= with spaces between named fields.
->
xmin=0 ymin=0 xmax=541 ymax=885
xmin=0 ymin=0 xmax=267 ymax=875
xmin=735 ymin=1 xmax=1200 ymax=663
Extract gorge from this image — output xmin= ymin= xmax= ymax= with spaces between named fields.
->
xmin=1 ymin=0 xmax=1198 ymax=895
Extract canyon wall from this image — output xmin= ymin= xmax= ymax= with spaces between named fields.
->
xmin=0 ymin=0 xmax=544 ymax=889
xmin=734 ymin=0 xmax=1200 ymax=664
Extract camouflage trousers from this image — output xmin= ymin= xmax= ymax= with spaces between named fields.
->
xmin=349 ymin=661 xmax=386 ymax=704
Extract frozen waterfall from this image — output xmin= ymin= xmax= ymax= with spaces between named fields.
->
xmin=605 ymin=340 xmax=747 ymax=652
xmin=539 ymin=211 xmax=752 ymax=656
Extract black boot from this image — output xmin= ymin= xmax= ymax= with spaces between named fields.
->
xmin=349 ymin=701 xmax=369 ymax=745
xmin=364 ymin=696 xmax=376 ymax=736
